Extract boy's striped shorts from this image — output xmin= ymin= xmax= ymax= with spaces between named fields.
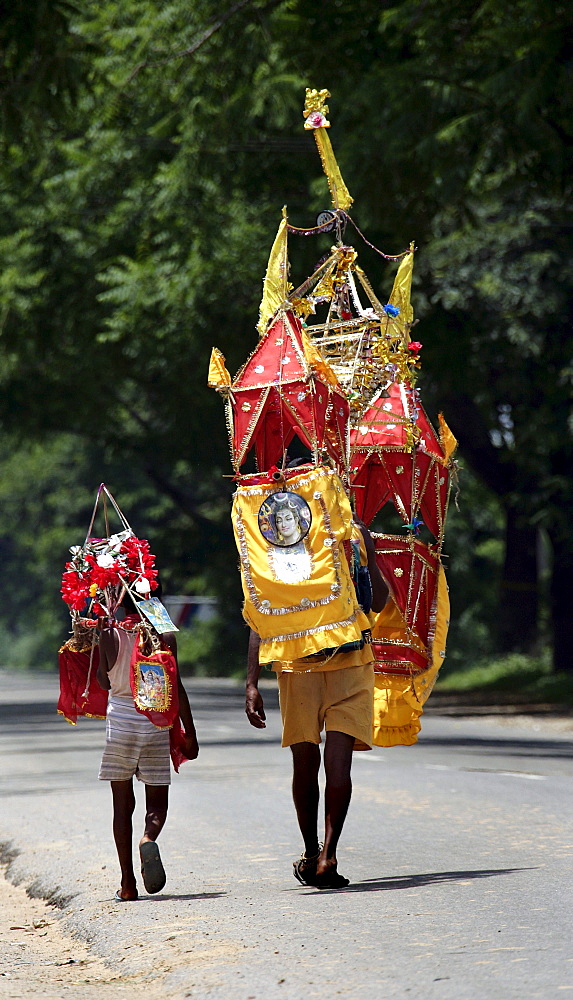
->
xmin=98 ymin=695 xmax=171 ymax=785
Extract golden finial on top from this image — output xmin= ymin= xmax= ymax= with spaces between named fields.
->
xmin=304 ymin=88 xmax=331 ymax=128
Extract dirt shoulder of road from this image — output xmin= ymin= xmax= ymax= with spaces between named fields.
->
xmin=0 ymin=864 xmax=161 ymax=1000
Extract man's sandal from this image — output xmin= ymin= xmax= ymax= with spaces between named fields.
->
xmin=293 ymin=846 xmax=322 ymax=887
xmin=314 ymin=868 xmax=350 ymax=890
xmin=139 ymin=841 xmax=166 ymax=894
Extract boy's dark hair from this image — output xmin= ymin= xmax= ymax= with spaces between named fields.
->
xmin=120 ymin=575 xmax=161 ymax=613
xmin=120 ymin=589 xmax=138 ymax=614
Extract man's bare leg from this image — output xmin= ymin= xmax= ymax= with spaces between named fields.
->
xmin=317 ymin=730 xmax=354 ymax=879
xmin=291 ymin=741 xmax=321 ymax=858
xmin=111 ymin=779 xmax=137 ymax=900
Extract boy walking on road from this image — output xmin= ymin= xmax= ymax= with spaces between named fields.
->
xmin=97 ymin=594 xmax=198 ymax=901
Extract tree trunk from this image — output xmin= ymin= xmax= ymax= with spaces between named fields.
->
xmin=498 ymin=506 xmax=538 ymax=653
xmin=439 ymin=392 xmax=541 ymax=655
xmin=548 ymin=529 xmax=573 ymax=673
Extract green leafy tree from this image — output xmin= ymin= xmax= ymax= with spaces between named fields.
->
xmin=285 ymin=0 xmax=572 ymax=665
xmin=0 ymin=0 xmax=95 ymax=145
xmin=0 ymin=0 xmax=571 ymax=671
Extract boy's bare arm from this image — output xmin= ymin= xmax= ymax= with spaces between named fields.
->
xmin=162 ymin=631 xmax=199 ymax=759
xmin=96 ymin=629 xmax=116 ymax=690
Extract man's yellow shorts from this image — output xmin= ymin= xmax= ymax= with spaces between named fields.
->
xmin=276 ymin=663 xmax=374 ymax=751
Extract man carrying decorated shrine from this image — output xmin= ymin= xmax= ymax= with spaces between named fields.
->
xmin=243 ymin=464 xmax=388 ymax=890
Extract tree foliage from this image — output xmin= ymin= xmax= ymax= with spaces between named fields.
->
xmin=0 ymin=0 xmax=571 ymax=669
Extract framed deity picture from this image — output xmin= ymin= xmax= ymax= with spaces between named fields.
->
xmin=258 ymin=492 xmax=312 ymax=548
xmin=134 ymin=596 xmax=179 ymax=634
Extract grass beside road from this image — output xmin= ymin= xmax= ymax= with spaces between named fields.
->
xmin=436 ymin=652 xmax=573 ymax=709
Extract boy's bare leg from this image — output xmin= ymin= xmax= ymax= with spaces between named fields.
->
xmin=140 ymin=784 xmax=169 ymax=845
xmin=317 ymin=730 xmax=354 ymax=877
xmin=111 ymin=779 xmax=138 ymax=900
xmin=138 ymin=785 xmax=169 ymax=894
xmin=291 ymin=741 xmax=321 ymax=858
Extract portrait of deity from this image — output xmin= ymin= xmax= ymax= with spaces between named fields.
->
xmin=136 ymin=662 xmax=168 ymax=710
xmin=258 ymin=492 xmax=312 ymax=548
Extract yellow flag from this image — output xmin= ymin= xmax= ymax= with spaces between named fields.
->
xmin=257 ymin=209 xmax=288 ymax=336
xmin=303 ymin=89 xmax=353 ymax=211
xmin=388 ymin=245 xmax=415 ymax=327
xmin=438 ymin=413 xmax=458 ymax=462
xmin=208 ymin=347 xmax=231 ymax=390
xmin=301 ymin=330 xmax=340 ymax=387
xmin=313 ymin=129 xmax=353 ymax=211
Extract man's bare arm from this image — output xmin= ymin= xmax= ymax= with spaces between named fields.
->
xmin=245 ymin=629 xmax=266 ymax=729
xmin=355 ymin=519 xmax=389 ymax=613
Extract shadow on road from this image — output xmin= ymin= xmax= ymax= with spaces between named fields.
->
xmin=139 ymin=891 xmax=227 ymax=902
xmin=420 ymin=735 xmax=573 ymax=759
xmin=312 ymin=867 xmax=532 ymax=894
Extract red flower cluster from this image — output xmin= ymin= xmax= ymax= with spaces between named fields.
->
xmin=60 ymin=568 xmax=90 ymax=611
xmin=121 ymin=536 xmax=158 ymax=589
xmin=61 ymin=536 xmax=158 ymax=612
xmin=408 ymin=341 xmax=422 ymax=352
xmin=85 ymin=553 xmax=122 ymax=590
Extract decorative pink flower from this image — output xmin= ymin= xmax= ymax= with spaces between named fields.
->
xmin=306 ymin=112 xmax=327 ymax=128
xmin=408 ymin=341 xmax=422 ymax=352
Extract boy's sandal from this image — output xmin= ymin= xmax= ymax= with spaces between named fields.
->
xmin=139 ymin=841 xmax=166 ymax=894
xmin=114 ymin=889 xmax=138 ymax=902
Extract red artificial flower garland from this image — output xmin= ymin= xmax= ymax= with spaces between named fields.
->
xmin=61 ymin=535 xmax=158 ymax=614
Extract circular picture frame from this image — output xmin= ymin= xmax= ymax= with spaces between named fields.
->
xmin=258 ymin=492 xmax=312 ymax=548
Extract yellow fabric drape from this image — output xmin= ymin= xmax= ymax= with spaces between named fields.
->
xmin=301 ymin=329 xmax=340 ymax=387
xmin=388 ymin=246 xmax=414 ymax=327
xmin=257 ymin=208 xmax=289 ymax=336
xmin=438 ymin=413 xmax=458 ymax=463
xmin=232 ymin=466 xmax=370 ymax=663
xmin=371 ymin=565 xmax=450 ymax=747
xmin=313 ymin=129 xmax=353 ymax=212
xmin=207 ymin=347 xmax=232 ymax=390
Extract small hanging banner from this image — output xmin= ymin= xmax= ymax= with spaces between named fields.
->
xmin=130 ymin=638 xmax=180 ymax=728
xmin=58 ymin=633 xmax=108 ymax=725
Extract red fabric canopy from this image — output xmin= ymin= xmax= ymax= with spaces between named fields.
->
xmin=372 ymin=534 xmax=440 ymax=676
xmin=231 ymin=311 xmax=349 ymax=472
xmin=350 ymin=381 xmax=450 ymax=539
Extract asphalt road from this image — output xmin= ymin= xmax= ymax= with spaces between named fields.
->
xmin=0 ymin=669 xmax=572 ymax=1000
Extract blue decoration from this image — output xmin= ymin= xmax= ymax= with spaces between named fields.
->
xmin=402 ymin=517 xmax=424 ymax=535
xmin=383 ymin=303 xmax=400 ymax=317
